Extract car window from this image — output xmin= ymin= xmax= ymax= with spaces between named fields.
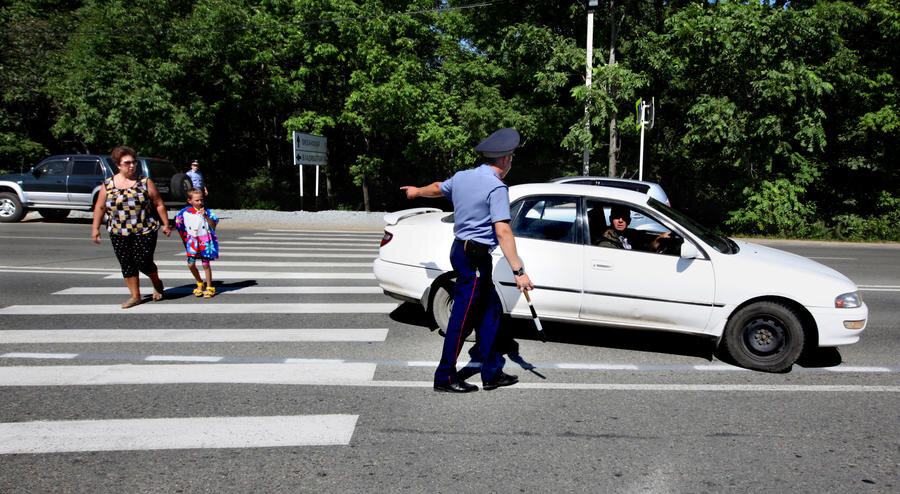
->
xmin=511 ymin=196 xmax=579 ymax=244
xmin=37 ymin=160 xmax=68 ymax=176
xmin=72 ymin=159 xmax=103 ymax=176
xmin=586 ymin=199 xmax=681 ymax=256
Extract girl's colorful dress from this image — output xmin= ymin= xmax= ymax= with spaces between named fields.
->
xmin=175 ymin=207 xmax=219 ymax=259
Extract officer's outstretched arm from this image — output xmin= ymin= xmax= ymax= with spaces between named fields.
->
xmin=400 ymin=182 xmax=443 ymax=199
xmin=495 ymin=221 xmax=533 ymax=291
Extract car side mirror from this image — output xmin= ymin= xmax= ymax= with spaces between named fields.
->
xmin=31 ymin=167 xmax=41 ymax=177
xmin=680 ymin=242 xmax=702 ymax=259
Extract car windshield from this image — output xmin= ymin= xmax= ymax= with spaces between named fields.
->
xmin=648 ymin=198 xmax=736 ymax=254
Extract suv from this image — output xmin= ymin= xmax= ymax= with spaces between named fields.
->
xmin=0 ymin=154 xmax=190 ymax=222
xmin=549 ymin=176 xmax=670 ymax=206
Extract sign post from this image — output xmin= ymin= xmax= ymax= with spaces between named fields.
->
xmin=292 ymin=132 xmax=328 ymax=210
xmin=635 ymin=97 xmax=655 ymax=181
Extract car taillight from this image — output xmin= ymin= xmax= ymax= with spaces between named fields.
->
xmin=380 ymin=231 xmax=393 ymax=247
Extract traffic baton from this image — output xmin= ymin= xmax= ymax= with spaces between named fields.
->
xmin=523 ymin=290 xmax=546 ymax=342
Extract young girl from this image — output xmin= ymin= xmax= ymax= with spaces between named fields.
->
xmin=175 ymin=189 xmax=219 ymax=298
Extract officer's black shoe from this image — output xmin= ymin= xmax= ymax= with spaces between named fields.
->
xmin=434 ymin=380 xmax=479 ymax=393
xmin=482 ymin=372 xmax=518 ymax=391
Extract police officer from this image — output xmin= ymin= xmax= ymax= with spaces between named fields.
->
xmin=401 ymin=128 xmax=534 ymax=393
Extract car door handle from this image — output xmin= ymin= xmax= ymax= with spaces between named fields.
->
xmin=591 ymin=260 xmax=612 ymax=270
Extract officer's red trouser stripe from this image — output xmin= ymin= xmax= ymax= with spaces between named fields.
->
xmin=452 ymin=277 xmax=478 ymax=369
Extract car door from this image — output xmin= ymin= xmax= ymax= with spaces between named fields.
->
xmin=27 ymin=159 xmax=71 ymax=205
xmin=67 ymin=157 xmax=107 ymax=207
xmin=580 ymin=199 xmax=715 ymax=333
xmin=493 ymin=195 xmax=584 ymax=320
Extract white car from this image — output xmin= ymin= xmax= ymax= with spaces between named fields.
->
xmin=373 ymin=183 xmax=867 ymax=372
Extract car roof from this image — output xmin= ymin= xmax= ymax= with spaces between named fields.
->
xmin=510 ymin=183 xmax=653 ymax=207
xmin=548 ymin=176 xmax=669 ymax=204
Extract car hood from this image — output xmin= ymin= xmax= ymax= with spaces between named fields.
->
xmin=714 ymin=239 xmax=857 ymax=307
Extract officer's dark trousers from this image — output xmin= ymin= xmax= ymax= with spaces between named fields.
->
xmin=434 ymin=240 xmax=504 ymax=385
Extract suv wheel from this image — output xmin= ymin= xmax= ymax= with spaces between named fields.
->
xmin=171 ymin=173 xmax=192 ymax=201
xmin=0 ymin=192 xmax=26 ymax=222
xmin=38 ymin=209 xmax=70 ymax=221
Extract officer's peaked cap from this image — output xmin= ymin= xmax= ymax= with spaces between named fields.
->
xmin=475 ymin=128 xmax=520 ymax=158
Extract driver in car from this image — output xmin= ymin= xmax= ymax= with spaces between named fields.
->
xmin=595 ymin=205 xmax=671 ymax=252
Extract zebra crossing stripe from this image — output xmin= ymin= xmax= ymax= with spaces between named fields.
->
xmin=0 ymin=362 xmax=376 ymax=386
xmin=103 ymin=271 xmax=375 ymax=279
xmin=154 ymin=260 xmax=374 ymax=268
xmin=0 ymin=303 xmax=397 ymax=315
xmin=265 ymin=229 xmax=382 ymax=234
xmin=0 ymin=415 xmax=358 ymax=454
xmin=0 ymin=328 xmax=388 ymax=343
xmin=226 ymin=241 xmax=376 ymax=250
xmin=55 ymin=286 xmax=382 ymax=295
xmin=176 ymin=251 xmax=376 ymax=259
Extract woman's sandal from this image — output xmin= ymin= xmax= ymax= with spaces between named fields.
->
xmin=152 ymin=282 xmax=165 ymax=301
xmin=121 ymin=298 xmax=142 ymax=309
xmin=203 ymin=286 xmax=216 ymax=298
xmin=193 ymin=282 xmax=205 ymax=297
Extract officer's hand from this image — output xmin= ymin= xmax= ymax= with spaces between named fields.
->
xmin=400 ymin=186 xmax=418 ymax=199
xmin=516 ymin=272 xmax=533 ymax=292
xmin=91 ymin=228 xmax=101 ymax=245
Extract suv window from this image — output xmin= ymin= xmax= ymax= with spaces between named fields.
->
xmin=36 ymin=160 xmax=68 ymax=176
xmin=72 ymin=159 xmax=103 ymax=176
xmin=510 ymin=196 xmax=580 ymax=244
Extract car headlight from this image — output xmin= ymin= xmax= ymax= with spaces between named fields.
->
xmin=835 ymin=292 xmax=861 ymax=308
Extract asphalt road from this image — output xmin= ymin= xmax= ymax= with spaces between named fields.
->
xmin=1 ymin=218 xmax=898 ymax=492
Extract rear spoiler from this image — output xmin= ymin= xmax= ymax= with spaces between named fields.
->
xmin=383 ymin=207 xmax=443 ymax=226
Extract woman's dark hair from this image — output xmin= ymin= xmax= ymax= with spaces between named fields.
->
xmin=111 ymin=146 xmax=136 ymax=166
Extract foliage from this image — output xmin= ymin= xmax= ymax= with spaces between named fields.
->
xmin=0 ymin=0 xmax=896 ymax=240
xmin=726 ymin=178 xmax=817 ymax=237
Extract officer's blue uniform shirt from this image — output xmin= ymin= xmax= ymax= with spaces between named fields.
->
xmin=186 ymin=169 xmax=204 ymax=189
xmin=440 ymin=164 xmax=510 ymax=247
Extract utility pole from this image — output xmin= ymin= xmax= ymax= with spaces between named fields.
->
xmin=583 ymin=0 xmax=599 ymax=176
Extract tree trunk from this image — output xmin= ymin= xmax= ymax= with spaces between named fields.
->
xmin=606 ymin=0 xmax=620 ymax=178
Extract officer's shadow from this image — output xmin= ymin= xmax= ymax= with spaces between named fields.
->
xmin=456 ymin=330 xmax=546 ymax=380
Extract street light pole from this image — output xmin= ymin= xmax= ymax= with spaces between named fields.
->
xmin=583 ymin=0 xmax=598 ymax=176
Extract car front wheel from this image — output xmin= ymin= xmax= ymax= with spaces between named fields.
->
xmin=0 ymin=192 xmax=26 ymax=222
xmin=722 ymin=301 xmax=805 ymax=372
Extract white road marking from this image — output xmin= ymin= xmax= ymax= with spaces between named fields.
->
xmin=363 ymin=381 xmax=900 ymax=392
xmin=0 ymin=415 xmax=358 ymax=454
xmin=154 ymin=260 xmax=373 ymax=268
xmin=858 ymin=285 xmax=900 ymax=292
xmin=0 ymin=363 xmax=377 ymax=386
xmin=0 ymin=328 xmax=388 ymax=343
xmin=0 ymin=303 xmax=397 ymax=315
xmin=103 ymin=270 xmax=375 ymax=279
xmin=253 ymin=231 xmax=381 ymax=237
xmin=226 ymin=241 xmax=376 ymax=250
xmin=241 ymin=237 xmax=379 ymax=244
xmin=190 ymin=251 xmax=376 ymax=258
xmin=54 ymin=286 xmax=382 ymax=296
xmin=2 ymin=353 xmax=896 ymax=374
xmin=265 ymin=229 xmax=382 ymax=234
xmin=0 ymin=364 xmax=894 ymax=392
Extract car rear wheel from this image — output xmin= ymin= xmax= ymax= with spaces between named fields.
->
xmin=0 ymin=192 xmax=26 ymax=222
xmin=37 ymin=209 xmax=70 ymax=220
xmin=428 ymin=278 xmax=455 ymax=333
xmin=722 ymin=301 xmax=804 ymax=372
